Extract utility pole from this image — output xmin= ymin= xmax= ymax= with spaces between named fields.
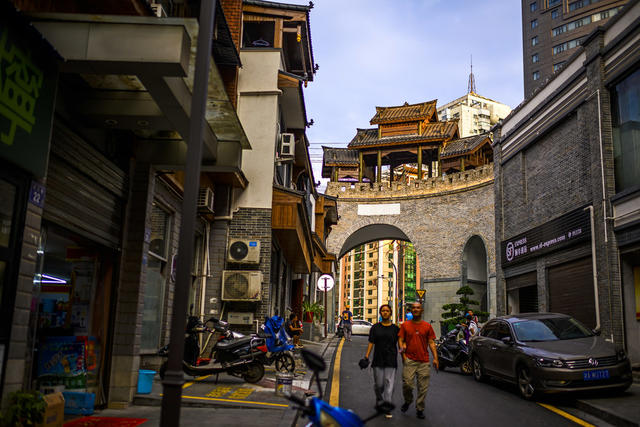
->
xmin=160 ymin=1 xmax=216 ymax=425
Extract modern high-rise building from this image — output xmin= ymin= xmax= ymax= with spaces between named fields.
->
xmin=338 ymin=240 xmax=419 ymax=324
xmin=437 ymin=92 xmax=511 ymax=138
xmin=522 ymin=0 xmax=629 ymax=97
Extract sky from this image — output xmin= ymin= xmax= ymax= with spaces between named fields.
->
xmin=282 ymin=0 xmax=525 ymax=190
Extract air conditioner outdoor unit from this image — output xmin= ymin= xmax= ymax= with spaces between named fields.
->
xmin=280 ymin=133 xmax=295 ymax=157
xmin=197 ymin=187 xmax=214 ymax=214
xmin=222 ymin=271 xmax=262 ymax=301
xmin=227 ymin=238 xmax=261 ymax=264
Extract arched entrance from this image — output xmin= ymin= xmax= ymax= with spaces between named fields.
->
xmin=462 ymin=235 xmax=488 ymax=317
xmin=336 ymin=224 xmax=419 ymax=324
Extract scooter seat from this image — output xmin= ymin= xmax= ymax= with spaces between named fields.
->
xmin=216 ymin=336 xmax=253 ymax=350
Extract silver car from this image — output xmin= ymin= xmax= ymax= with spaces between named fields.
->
xmin=470 ymin=313 xmax=632 ymax=399
xmin=351 ymin=319 xmax=373 ymax=336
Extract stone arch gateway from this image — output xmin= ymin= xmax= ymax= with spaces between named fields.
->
xmin=325 ymin=166 xmax=497 ymax=331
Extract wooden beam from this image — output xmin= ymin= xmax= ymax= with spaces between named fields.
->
xmin=437 ymin=146 xmax=442 ymax=177
xmin=417 ymin=145 xmax=422 ymax=180
xmin=377 ymin=150 xmax=382 ymax=183
xmin=428 ymin=149 xmax=433 ymax=178
xmin=359 ymin=151 xmax=363 ymax=183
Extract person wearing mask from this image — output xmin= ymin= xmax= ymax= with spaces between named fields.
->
xmin=340 ymin=305 xmax=353 ymax=342
xmin=359 ymin=304 xmax=399 ymax=419
xmin=398 ymin=302 xmax=439 ymax=420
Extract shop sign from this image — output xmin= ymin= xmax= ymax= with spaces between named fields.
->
xmin=0 ymin=14 xmax=58 ymax=177
xmin=501 ymin=206 xmax=591 ymax=267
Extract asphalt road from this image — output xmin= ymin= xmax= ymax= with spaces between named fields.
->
xmin=334 ymin=335 xmax=591 ymax=427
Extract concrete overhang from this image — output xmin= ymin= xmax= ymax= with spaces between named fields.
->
xmin=278 ymin=71 xmax=307 ymax=129
xmin=30 ymin=13 xmax=251 ymax=166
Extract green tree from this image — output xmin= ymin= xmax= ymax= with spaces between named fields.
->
xmin=441 ymin=285 xmax=488 ymax=331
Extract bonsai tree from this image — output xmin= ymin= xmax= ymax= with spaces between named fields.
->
xmin=441 ymin=285 xmax=488 ymax=331
xmin=0 ymin=390 xmax=46 ymax=427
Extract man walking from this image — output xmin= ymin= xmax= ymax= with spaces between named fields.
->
xmin=398 ymin=302 xmax=439 ymax=419
xmin=361 ymin=304 xmax=399 ymax=418
xmin=340 ymin=305 xmax=353 ymax=342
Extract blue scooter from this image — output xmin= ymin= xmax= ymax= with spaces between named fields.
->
xmin=286 ymin=349 xmax=393 ymax=427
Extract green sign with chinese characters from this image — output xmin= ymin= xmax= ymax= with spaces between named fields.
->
xmin=0 ymin=13 xmax=58 ymax=177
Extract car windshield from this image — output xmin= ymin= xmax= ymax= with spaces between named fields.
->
xmin=512 ymin=317 xmax=594 ymax=341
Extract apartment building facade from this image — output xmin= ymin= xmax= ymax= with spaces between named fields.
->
xmin=522 ymin=0 xmax=629 ymax=97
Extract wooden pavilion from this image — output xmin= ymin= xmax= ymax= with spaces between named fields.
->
xmin=322 ymin=100 xmax=493 ymax=184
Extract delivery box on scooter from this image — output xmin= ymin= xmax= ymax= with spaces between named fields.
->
xmin=36 ymin=392 xmax=65 ymax=427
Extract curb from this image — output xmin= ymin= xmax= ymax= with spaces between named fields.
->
xmin=574 ymin=399 xmax=639 ymax=427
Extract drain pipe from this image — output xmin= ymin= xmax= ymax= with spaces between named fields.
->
xmin=585 ymin=205 xmax=601 ymax=331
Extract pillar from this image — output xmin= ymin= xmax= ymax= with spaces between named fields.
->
xmin=358 ymin=151 xmax=363 ymax=183
xmin=417 ymin=146 xmax=422 ymax=180
xmin=377 ymin=150 xmax=382 ymax=183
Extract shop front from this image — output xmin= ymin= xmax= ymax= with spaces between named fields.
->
xmin=501 ymin=206 xmax=594 ymax=325
xmin=31 ymin=121 xmax=127 ymax=407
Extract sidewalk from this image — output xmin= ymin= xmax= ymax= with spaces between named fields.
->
xmin=72 ymin=335 xmax=339 ymax=427
xmin=573 ymin=382 xmax=640 ymax=427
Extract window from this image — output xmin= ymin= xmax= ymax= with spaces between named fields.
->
xmin=368 ymin=309 xmax=372 ymax=314
xmin=368 ymin=289 xmax=373 ymax=295
xmin=533 ymin=71 xmax=540 ymax=80
xmin=530 ymin=2 xmax=538 ymax=12
xmin=532 ymin=53 xmax=539 ymax=63
xmin=531 ymin=19 xmax=538 ymax=29
xmin=495 ymin=322 xmax=513 ymax=341
xmin=612 ymin=68 xmax=640 ymax=192
xmin=553 ymin=61 xmax=565 ymax=72
xmin=553 ymin=38 xmax=582 ymax=55
xmin=242 ymin=21 xmax=275 ymax=48
xmin=367 ymin=299 xmax=372 ymax=305
xmin=548 ymin=0 xmax=561 ymax=6
xmin=142 ymin=202 xmax=171 ymax=350
xmin=531 ymin=36 xmax=539 ymax=46
xmin=552 ymin=25 xmax=566 ymax=36
xmin=551 ymin=8 xmax=560 ymax=19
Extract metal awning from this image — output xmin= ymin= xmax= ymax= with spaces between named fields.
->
xmin=29 ymin=13 xmax=250 ymax=167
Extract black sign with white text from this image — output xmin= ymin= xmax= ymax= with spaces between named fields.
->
xmin=501 ymin=206 xmax=591 ymax=267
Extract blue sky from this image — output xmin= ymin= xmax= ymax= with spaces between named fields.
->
xmin=285 ymin=0 xmax=525 ymax=187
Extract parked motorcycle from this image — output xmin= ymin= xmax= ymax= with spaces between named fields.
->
xmin=286 ymin=349 xmax=393 ymax=426
xmin=158 ymin=316 xmax=266 ymax=383
xmin=257 ymin=315 xmax=296 ymax=373
xmin=436 ymin=325 xmax=472 ymax=374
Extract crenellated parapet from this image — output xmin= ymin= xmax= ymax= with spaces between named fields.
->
xmin=325 ymin=164 xmax=493 ymax=200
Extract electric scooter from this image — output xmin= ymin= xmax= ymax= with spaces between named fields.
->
xmin=158 ymin=316 xmax=267 ymax=383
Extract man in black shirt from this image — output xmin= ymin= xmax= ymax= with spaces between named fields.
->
xmin=362 ymin=304 xmax=399 ymax=418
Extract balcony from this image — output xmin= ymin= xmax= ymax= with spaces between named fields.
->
xmin=272 ymin=185 xmax=313 ymax=273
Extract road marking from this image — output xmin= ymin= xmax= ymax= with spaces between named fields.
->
xmin=182 ymin=374 xmax=211 ymax=389
xmin=228 ymin=387 xmax=254 ymax=399
xmin=538 ymin=403 xmax=596 ymax=427
xmin=206 ymin=386 xmax=233 ymax=397
xmin=181 ymin=395 xmax=289 ymax=407
xmin=329 ymin=338 xmax=345 ymax=406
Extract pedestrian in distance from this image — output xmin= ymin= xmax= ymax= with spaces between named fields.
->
xmin=359 ymin=304 xmax=399 ymax=419
xmin=466 ymin=310 xmax=479 ymax=338
xmin=340 ymin=305 xmax=353 ymax=342
xmin=398 ymin=302 xmax=439 ymax=420
xmin=285 ymin=313 xmax=303 ymax=348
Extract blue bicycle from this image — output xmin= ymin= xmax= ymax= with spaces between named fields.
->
xmin=287 ymin=349 xmax=393 ymax=427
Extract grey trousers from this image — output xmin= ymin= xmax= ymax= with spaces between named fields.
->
xmin=373 ymin=366 xmax=396 ymax=404
xmin=343 ymin=323 xmax=352 ymax=341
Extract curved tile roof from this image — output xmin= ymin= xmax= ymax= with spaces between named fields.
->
xmin=370 ymin=100 xmax=437 ymax=125
xmin=441 ymin=133 xmax=492 ymax=158
xmin=347 ymin=121 xmax=458 ymax=148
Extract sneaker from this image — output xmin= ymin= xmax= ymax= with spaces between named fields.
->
xmin=400 ymin=402 xmax=410 ymax=413
xmin=384 ymin=413 xmax=392 ymax=419
xmin=416 ymin=410 xmax=425 ymax=419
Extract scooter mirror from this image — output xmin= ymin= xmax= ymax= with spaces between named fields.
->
xmin=301 ymin=349 xmax=326 ymax=373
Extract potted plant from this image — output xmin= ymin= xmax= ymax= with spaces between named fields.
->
xmin=302 ymin=301 xmax=324 ymax=323
xmin=0 ymin=390 xmax=46 ymax=426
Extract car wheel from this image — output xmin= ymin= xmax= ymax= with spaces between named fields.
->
xmin=472 ymin=357 xmax=486 ymax=382
xmin=460 ymin=358 xmax=472 ymax=375
xmin=517 ymin=366 xmax=536 ymax=400
xmin=275 ymin=353 xmax=296 ymax=373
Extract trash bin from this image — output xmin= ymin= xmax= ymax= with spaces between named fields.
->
xmin=275 ymin=372 xmax=293 ymax=397
xmin=137 ymin=369 xmax=156 ymax=394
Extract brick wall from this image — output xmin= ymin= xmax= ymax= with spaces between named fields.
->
xmin=226 ymin=208 xmax=272 ymax=330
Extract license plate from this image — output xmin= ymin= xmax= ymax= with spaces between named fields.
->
xmin=583 ymin=369 xmax=610 ymax=381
